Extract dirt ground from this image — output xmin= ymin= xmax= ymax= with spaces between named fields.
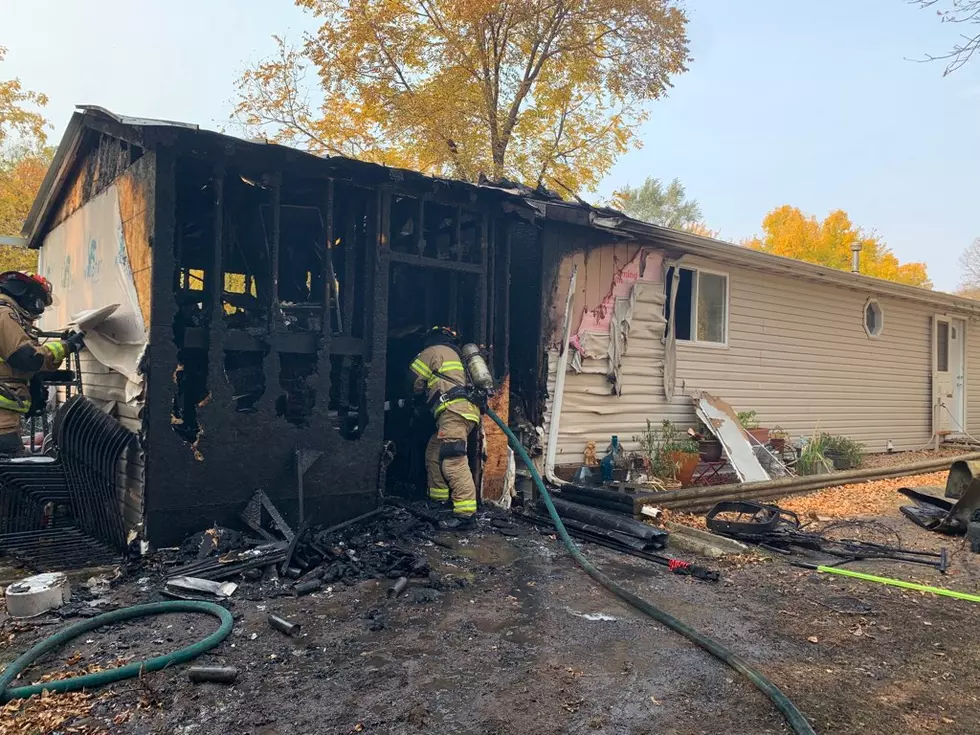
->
xmin=2 ymin=475 xmax=980 ymax=735
xmin=859 ymin=447 xmax=968 ymax=470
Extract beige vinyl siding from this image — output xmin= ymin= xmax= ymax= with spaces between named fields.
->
xmin=674 ymin=256 xmax=942 ymax=452
xmin=967 ymin=319 xmax=980 ymax=437
xmin=544 ymin=245 xmax=980 ymax=462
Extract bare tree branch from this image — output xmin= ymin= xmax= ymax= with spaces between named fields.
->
xmin=910 ymin=0 xmax=980 ymax=74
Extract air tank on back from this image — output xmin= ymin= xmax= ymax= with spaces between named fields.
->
xmin=460 ymin=343 xmax=494 ymax=393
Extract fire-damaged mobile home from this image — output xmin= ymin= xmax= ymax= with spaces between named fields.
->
xmin=22 ymin=106 xmax=538 ymax=546
xmin=20 ymin=106 xmax=980 ymax=548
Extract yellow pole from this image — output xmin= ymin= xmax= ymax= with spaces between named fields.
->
xmin=816 ymin=565 xmax=980 ymax=604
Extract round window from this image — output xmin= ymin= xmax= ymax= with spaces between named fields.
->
xmin=864 ymin=299 xmax=883 ymax=338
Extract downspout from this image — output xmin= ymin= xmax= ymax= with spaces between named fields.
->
xmin=544 ymin=265 xmax=578 ymax=486
xmin=663 ymin=259 xmax=682 ymax=401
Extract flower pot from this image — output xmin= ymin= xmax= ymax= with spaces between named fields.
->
xmin=747 ymin=427 xmax=770 ymax=445
xmin=823 ymin=450 xmax=852 ymax=471
xmin=698 ymin=439 xmax=723 ymax=462
xmin=668 ymin=451 xmax=700 ymax=487
xmin=769 ymin=437 xmax=786 ymax=452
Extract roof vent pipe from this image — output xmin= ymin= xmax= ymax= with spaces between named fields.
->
xmin=851 ymin=242 xmax=863 ymax=274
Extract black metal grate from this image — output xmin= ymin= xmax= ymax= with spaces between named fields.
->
xmin=0 ymin=396 xmax=135 ymax=570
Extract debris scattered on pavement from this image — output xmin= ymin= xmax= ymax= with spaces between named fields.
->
xmin=188 ymin=666 xmax=239 ymax=684
xmin=5 ymin=572 xmax=71 ymax=618
xmin=164 ymin=576 xmax=237 ymax=599
xmin=268 ymin=613 xmax=301 ymax=637
xmin=387 ymin=576 xmax=408 ymax=598
xmin=898 ymin=479 xmax=980 ymax=535
xmin=705 ymin=500 xmax=947 ymax=571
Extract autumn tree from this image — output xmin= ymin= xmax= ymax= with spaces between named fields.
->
xmin=910 ymin=0 xmax=980 ymax=74
xmin=612 ymin=176 xmax=705 ymax=230
xmin=0 ymin=46 xmax=48 ymax=270
xmin=0 ymin=47 xmax=47 ymax=148
xmin=745 ymin=206 xmax=932 ymax=288
xmin=235 ymin=0 xmax=690 ymax=193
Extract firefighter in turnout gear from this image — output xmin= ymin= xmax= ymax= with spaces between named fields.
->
xmin=410 ymin=326 xmax=480 ymax=530
xmin=0 ymin=272 xmax=82 ymax=456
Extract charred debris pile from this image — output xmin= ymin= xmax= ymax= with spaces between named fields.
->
xmin=161 ymin=493 xmax=505 ymax=599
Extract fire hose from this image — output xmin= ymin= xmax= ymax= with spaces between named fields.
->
xmin=485 ymin=406 xmax=817 ymax=735
xmin=0 ymin=601 xmax=234 ymax=703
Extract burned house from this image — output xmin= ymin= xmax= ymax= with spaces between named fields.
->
xmin=22 ymin=106 xmax=543 ymax=546
xmin=21 ymin=106 xmax=979 ymax=549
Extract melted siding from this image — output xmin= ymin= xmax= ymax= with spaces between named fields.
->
xmin=544 ymin=274 xmax=690 ymax=463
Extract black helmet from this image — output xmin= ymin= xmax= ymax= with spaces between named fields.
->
xmin=423 ymin=325 xmax=459 ymax=348
xmin=0 ymin=272 xmax=53 ymax=318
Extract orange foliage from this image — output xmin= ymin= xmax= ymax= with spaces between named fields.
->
xmin=745 ymin=206 xmax=931 ymax=288
xmin=234 ymin=0 xmax=690 ymax=193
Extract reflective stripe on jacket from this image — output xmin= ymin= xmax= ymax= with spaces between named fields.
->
xmin=0 ymin=295 xmax=67 ymax=427
xmin=410 ymin=344 xmax=479 ymax=423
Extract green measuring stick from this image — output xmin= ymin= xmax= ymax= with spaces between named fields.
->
xmin=813 ymin=565 xmax=980 ymax=604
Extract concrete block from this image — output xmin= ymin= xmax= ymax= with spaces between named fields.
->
xmin=5 ymin=572 xmax=71 ymax=617
xmin=665 ymin=521 xmax=751 ymax=558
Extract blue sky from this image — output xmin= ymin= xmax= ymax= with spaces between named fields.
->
xmin=2 ymin=0 xmax=976 ymax=291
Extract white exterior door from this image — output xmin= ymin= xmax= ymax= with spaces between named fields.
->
xmin=933 ymin=316 xmax=965 ymax=435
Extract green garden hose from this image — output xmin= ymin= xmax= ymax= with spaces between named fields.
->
xmin=486 ymin=407 xmax=816 ymax=735
xmin=0 ymin=600 xmax=234 ymax=703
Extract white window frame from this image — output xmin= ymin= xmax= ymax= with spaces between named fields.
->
xmin=677 ymin=266 xmax=729 ymax=348
xmin=863 ymin=297 xmax=884 ymax=339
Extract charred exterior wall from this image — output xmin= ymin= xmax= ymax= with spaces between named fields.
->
xmin=141 ymin=139 xmax=521 ymax=544
xmin=144 ymin=151 xmax=393 ymax=546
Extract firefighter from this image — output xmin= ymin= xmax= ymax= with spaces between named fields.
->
xmin=0 ymin=272 xmax=83 ymax=456
xmin=410 ymin=326 xmax=480 ymax=530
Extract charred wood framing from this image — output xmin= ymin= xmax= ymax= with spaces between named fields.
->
xmin=35 ymin=110 xmax=530 ymax=546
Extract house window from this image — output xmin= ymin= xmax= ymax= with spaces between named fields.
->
xmin=665 ymin=266 xmax=728 ymax=345
xmin=937 ymin=320 xmax=949 ymax=373
xmin=864 ymin=299 xmax=883 ymax=338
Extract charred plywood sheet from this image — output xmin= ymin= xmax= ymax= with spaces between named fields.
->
xmin=117 ymin=153 xmax=155 ymax=328
xmin=692 ymin=391 xmax=770 ymax=483
xmin=481 ymin=375 xmax=511 ymax=506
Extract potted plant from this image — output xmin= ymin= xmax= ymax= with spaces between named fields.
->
xmin=666 ymin=436 xmax=702 ymax=487
xmin=695 ymin=420 xmax=723 ymax=462
xmin=633 ymin=419 xmax=700 ymax=487
xmin=737 ymin=410 xmax=770 ymax=445
xmin=797 ymin=433 xmax=833 ymax=476
xmin=768 ymin=426 xmax=789 ymax=453
xmin=822 ymin=434 xmax=865 ymax=470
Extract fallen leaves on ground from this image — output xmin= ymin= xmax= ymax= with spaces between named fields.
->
xmin=1 ymin=688 xmax=106 ymax=735
xmin=658 ymin=508 xmax=707 ymax=530
xmin=0 ymin=656 xmax=127 ymax=735
xmin=775 ymin=472 xmax=947 ymax=520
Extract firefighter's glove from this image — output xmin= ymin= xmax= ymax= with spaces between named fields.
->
xmin=65 ymin=330 xmax=86 ymax=354
xmin=470 ymin=388 xmax=489 ymax=412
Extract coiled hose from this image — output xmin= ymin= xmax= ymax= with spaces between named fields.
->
xmin=486 ymin=407 xmax=816 ymax=735
xmin=0 ymin=600 xmax=234 ymax=703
